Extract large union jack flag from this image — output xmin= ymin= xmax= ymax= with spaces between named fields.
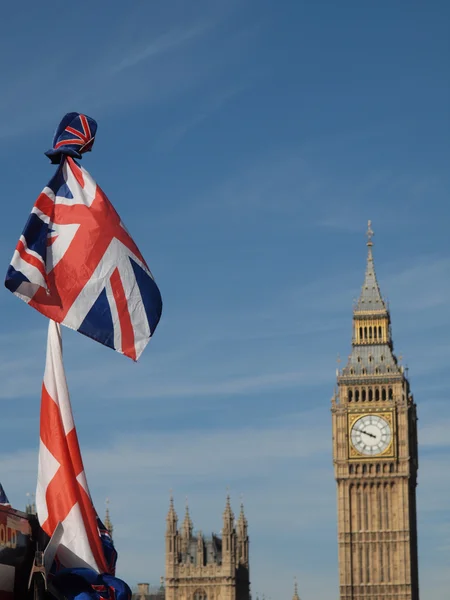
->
xmin=5 ymin=146 xmax=162 ymax=360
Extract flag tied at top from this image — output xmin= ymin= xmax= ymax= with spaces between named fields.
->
xmin=5 ymin=112 xmax=162 ymax=360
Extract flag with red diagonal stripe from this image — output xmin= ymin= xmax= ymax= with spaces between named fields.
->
xmin=5 ymin=112 xmax=162 ymax=361
xmin=36 ymin=319 xmax=111 ymax=574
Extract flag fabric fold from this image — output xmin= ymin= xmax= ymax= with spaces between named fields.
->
xmin=52 ymin=568 xmax=131 ymax=600
xmin=0 ymin=482 xmax=10 ymax=505
xmin=36 ymin=319 xmax=114 ymax=575
xmin=5 ymin=112 xmax=162 ymax=361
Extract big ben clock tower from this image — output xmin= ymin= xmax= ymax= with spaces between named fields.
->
xmin=332 ymin=222 xmax=419 ymax=600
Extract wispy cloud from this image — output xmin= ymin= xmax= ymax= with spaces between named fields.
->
xmin=112 ymin=23 xmax=212 ymax=73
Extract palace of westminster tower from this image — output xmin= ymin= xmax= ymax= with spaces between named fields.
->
xmin=165 ymin=496 xmax=250 ymax=600
xmin=146 ymin=222 xmax=420 ymax=600
xmin=332 ymin=222 xmax=419 ymax=600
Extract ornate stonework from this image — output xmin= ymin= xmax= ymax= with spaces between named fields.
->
xmin=332 ymin=222 xmax=419 ymax=600
xmin=165 ymin=496 xmax=250 ymax=600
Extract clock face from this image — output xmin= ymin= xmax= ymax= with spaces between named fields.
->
xmin=351 ymin=414 xmax=392 ymax=456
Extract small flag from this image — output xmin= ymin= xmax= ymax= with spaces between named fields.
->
xmin=52 ymin=567 xmax=131 ymax=600
xmin=36 ymin=320 xmax=113 ymax=573
xmin=5 ymin=113 xmax=162 ymax=360
xmin=0 ymin=482 xmax=10 ymax=505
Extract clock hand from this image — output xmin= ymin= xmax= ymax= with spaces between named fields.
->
xmin=360 ymin=429 xmax=377 ymax=439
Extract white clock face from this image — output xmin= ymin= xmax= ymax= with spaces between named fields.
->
xmin=351 ymin=415 xmax=392 ymax=456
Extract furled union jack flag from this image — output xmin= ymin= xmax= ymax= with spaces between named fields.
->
xmin=5 ymin=113 xmax=162 ymax=360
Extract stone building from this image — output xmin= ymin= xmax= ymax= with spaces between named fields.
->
xmin=332 ymin=222 xmax=419 ymax=599
xmin=165 ymin=496 xmax=250 ymax=600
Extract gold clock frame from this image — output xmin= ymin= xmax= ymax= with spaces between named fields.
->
xmin=348 ymin=410 xmax=395 ymax=459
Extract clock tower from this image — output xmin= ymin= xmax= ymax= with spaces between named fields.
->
xmin=332 ymin=222 xmax=419 ymax=600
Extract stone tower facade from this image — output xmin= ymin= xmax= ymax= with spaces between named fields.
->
xmin=165 ymin=496 xmax=250 ymax=600
xmin=331 ymin=222 xmax=419 ymax=600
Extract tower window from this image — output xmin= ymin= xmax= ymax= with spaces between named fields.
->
xmin=368 ymin=388 xmax=373 ymax=401
xmin=357 ymin=356 xmax=361 ymax=363
xmin=382 ymin=388 xmax=387 ymax=401
xmin=375 ymin=388 xmax=380 ymax=401
xmin=348 ymin=389 xmax=353 ymax=402
xmin=375 ymin=367 xmax=380 ymax=374
xmin=355 ymin=389 xmax=360 ymax=402
xmin=350 ymin=368 xmax=355 ymax=375
xmin=381 ymin=355 xmax=384 ymax=361
xmin=374 ymin=327 xmax=377 ymax=340
xmin=364 ymin=327 xmax=367 ymax=339
xmin=194 ymin=591 xmax=208 ymax=600
xmin=362 ymin=389 xmax=366 ymax=401
xmin=362 ymin=368 xmax=367 ymax=375
xmin=369 ymin=327 xmax=373 ymax=339
xmin=369 ymin=355 xmax=373 ymax=363
xmin=378 ymin=326 xmax=382 ymax=338
xmin=359 ymin=327 xmax=363 ymax=340
xmin=388 ymin=387 xmax=393 ymax=400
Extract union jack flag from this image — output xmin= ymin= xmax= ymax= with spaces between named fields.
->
xmin=5 ymin=151 xmax=162 ymax=360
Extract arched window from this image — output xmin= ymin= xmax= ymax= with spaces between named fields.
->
xmin=368 ymin=388 xmax=373 ymax=401
xmin=378 ymin=326 xmax=382 ymax=339
xmin=369 ymin=326 xmax=373 ymax=339
xmin=349 ymin=465 xmax=354 ymax=474
xmin=388 ymin=387 xmax=393 ymax=400
xmin=194 ymin=591 xmax=207 ymax=600
xmin=382 ymin=388 xmax=387 ymax=401
xmin=348 ymin=389 xmax=353 ymax=402
xmin=364 ymin=327 xmax=368 ymax=339
xmin=375 ymin=388 xmax=380 ymax=401
xmin=376 ymin=464 xmax=381 ymax=474
xmin=389 ymin=464 xmax=394 ymax=473
xmin=362 ymin=389 xmax=366 ymax=401
xmin=374 ymin=327 xmax=377 ymax=340
xmin=359 ymin=327 xmax=363 ymax=340
xmin=362 ymin=464 xmax=367 ymax=474
xmin=362 ymin=368 xmax=367 ymax=375
xmin=355 ymin=389 xmax=360 ymax=402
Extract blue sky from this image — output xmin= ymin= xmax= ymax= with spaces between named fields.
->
xmin=0 ymin=1 xmax=449 ymax=598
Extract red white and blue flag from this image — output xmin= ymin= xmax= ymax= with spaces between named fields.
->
xmin=5 ymin=113 xmax=162 ymax=360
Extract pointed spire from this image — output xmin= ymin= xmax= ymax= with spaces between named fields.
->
xmin=166 ymin=491 xmax=178 ymax=530
xmin=237 ymin=498 xmax=248 ymax=531
xmin=223 ymin=492 xmax=234 ymax=519
xmin=355 ymin=220 xmax=386 ymax=313
xmin=182 ymin=497 xmax=193 ymax=538
xmin=222 ymin=491 xmax=235 ymax=535
xmin=292 ymin=577 xmax=300 ymax=600
xmin=104 ymin=498 xmax=113 ymax=538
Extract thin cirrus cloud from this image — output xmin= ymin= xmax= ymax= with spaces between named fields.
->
xmin=112 ymin=22 xmax=212 ymax=73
